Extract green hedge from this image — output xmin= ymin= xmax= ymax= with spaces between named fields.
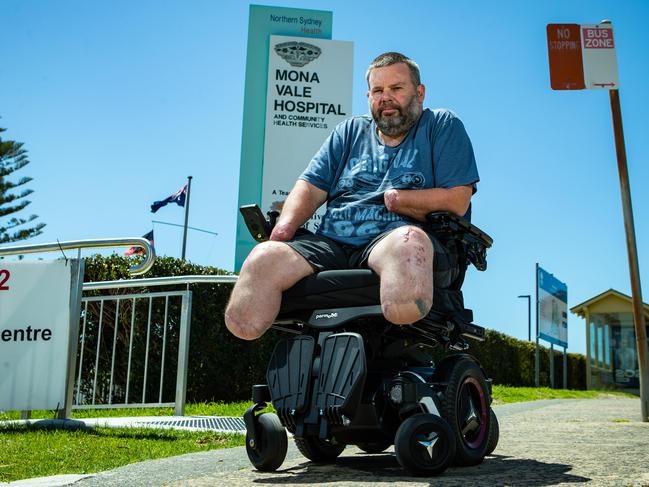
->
xmin=458 ymin=329 xmax=586 ymax=389
xmin=81 ymin=255 xmax=586 ymax=404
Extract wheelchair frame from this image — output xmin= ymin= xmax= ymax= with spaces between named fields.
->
xmin=239 ymin=206 xmax=497 ymax=476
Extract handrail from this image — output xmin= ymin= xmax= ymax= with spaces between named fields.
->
xmin=83 ymin=274 xmax=237 ymax=291
xmin=0 ymin=238 xmax=156 ymax=276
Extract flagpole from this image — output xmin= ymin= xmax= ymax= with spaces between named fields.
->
xmin=181 ymin=176 xmax=192 ymax=261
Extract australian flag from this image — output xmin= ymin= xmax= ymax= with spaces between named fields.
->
xmin=125 ymin=230 xmax=154 ymax=256
xmin=151 ymin=184 xmax=187 ymax=213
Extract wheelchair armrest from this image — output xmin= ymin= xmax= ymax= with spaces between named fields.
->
xmin=425 ymin=212 xmax=493 ymax=271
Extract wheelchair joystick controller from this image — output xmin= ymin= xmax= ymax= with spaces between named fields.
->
xmin=240 ymin=204 xmax=273 ymax=242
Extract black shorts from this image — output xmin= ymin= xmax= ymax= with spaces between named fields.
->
xmin=284 ymin=228 xmax=460 ymax=288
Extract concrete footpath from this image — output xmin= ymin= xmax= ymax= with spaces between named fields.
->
xmin=4 ymin=397 xmax=649 ymax=487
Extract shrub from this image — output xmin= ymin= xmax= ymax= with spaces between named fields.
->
xmin=80 ymin=255 xmax=586 ymax=404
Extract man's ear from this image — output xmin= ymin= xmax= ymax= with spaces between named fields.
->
xmin=418 ymin=84 xmax=425 ymax=102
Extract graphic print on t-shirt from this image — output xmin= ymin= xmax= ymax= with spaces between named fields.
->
xmin=322 ymin=147 xmax=426 ymax=240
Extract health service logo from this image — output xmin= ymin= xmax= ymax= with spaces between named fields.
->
xmin=274 ymin=41 xmax=321 ymax=67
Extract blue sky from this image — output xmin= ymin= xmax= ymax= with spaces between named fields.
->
xmin=2 ymin=0 xmax=648 ymax=356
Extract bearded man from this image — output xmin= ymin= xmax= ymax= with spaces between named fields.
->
xmin=225 ymin=52 xmax=479 ymax=340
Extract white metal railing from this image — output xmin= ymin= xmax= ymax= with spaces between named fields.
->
xmin=76 ymin=275 xmax=237 ymax=416
xmin=75 ymin=290 xmax=192 ymax=415
xmin=83 ymin=275 xmax=237 ymax=291
xmin=0 ymin=237 xmax=156 ymax=275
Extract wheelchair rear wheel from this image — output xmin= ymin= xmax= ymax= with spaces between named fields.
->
xmin=394 ymin=413 xmax=455 ymax=476
xmin=295 ymin=436 xmax=346 ymax=462
xmin=245 ymin=412 xmax=288 ymax=471
xmin=438 ymin=357 xmax=491 ymax=466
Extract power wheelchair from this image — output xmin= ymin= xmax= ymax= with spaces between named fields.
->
xmin=239 ymin=205 xmax=498 ymax=476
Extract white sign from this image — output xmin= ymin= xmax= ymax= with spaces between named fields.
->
xmin=262 ymin=35 xmax=353 ymax=232
xmin=0 ymin=260 xmax=78 ymax=410
xmin=581 ymin=23 xmax=619 ymax=89
xmin=537 ymin=266 xmax=568 ymax=348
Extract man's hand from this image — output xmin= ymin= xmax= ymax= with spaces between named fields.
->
xmin=270 ymin=222 xmax=297 ymax=242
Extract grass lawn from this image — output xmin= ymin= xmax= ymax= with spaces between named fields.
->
xmin=0 ymin=389 xmax=635 ymax=482
xmin=0 ymin=401 xmax=256 ymax=421
xmin=0 ymin=425 xmax=243 ymax=483
xmin=491 ymin=386 xmax=636 ymax=405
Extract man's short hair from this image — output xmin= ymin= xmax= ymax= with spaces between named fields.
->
xmin=366 ymin=52 xmax=421 ymax=87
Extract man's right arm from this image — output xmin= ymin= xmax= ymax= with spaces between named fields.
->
xmin=270 ymin=179 xmax=328 ymax=241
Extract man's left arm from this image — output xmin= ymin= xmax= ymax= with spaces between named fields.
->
xmin=386 ymin=111 xmax=478 ymax=221
xmin=384 ymin=185 xmax=473 ymax=222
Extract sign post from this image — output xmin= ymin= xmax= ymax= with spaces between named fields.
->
xmin=235 ymin=5 xmax=335 ymax=271
xmin=547 ymin=21 xmax=648 ymax=419
xmin=608 ymin=87 xmax=649 ymax=421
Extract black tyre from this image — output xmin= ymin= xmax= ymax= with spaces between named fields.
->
xmin=438 ymin=357 xmax=491 ymax=466
xmin=356 ymin=441 xmax=392 ymax=454
xmin=485 ymin=408 xmax=499 ymax=455
xmin=294 ymin=436 xmax=346 ymax=462
xmin=394 ymin=413 xmax=456 ymax=477
xmin=245 ymin=412 xmax=288 ymax=471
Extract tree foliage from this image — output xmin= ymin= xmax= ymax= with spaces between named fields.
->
xmin=0 ymin=126 xmax=46 ymax=244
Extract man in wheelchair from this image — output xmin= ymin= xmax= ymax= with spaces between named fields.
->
xmin=226 ymin=52 xmax=497 ymax=476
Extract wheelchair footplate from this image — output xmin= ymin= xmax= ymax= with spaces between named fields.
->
xmin=258 ymin=332 xmax=367 ymax=438
xmin=266 ymin=335 xmax=315 ymax=429
xmin=310 ymin=332 xmax=366 ymax=436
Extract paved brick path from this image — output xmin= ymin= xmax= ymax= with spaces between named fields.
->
xmin=7 ymin=397 xmax=649 ymax=487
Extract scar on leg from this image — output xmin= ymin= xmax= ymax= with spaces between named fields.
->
xmin=407 ymin=245 xmax=428 ymax=266
xmin=402 ymin=228 xmax=413 ymax=242
xmin=415 ymin=298 xmax=429 ymax=316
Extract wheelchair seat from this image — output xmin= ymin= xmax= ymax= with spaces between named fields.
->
xmin=276 ymin=268 xmax=480 ymax=342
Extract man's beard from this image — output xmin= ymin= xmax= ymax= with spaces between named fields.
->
xmin=371 ymin=94 xmax=421 ymax=138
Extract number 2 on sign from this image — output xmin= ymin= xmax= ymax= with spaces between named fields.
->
xmin=0 ymin=269 xmax=10 ymax=290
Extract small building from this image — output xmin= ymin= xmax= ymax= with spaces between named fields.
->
xmin=570 ymin=289 xmax=649 ymax=393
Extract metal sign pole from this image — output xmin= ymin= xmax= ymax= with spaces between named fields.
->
xmin=563 ymin=346 xmax=568 ymax=389
xmin=550 ymin=343 xmax=555 ymax=388
xmin=608 ymin=89 xmax=649 ymax=422
xmin=535 ymin=263 xmax=540 ymax=387
xmin=60 ymin=259 xmax=85 ymax=419
xmin=181 ymin=176 xmax=193 ymax=261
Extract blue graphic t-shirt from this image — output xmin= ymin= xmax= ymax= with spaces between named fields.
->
xmin=299 ymin=108 xmax=479 ymax=247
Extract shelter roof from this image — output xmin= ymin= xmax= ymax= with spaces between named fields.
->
xmin=570 ymin=288 xmax=649 ymax=318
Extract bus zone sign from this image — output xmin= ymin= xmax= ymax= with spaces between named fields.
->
xmin=547 ymin=23 xmax=619 ymax=90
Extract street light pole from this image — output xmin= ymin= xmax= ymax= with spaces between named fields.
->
xmin=518 ymin=294 xmax=532 ymax=341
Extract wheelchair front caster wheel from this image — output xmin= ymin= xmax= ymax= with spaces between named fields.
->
xmin=394 ymin=413 xmax=456 ymax=476
xmin=245 ymin=412 xmax=288 ymax=471
xmin=486 ymin=408 xmax=499 ymax=455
